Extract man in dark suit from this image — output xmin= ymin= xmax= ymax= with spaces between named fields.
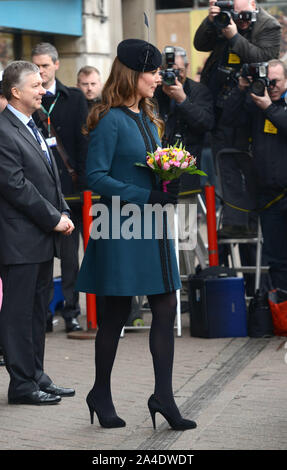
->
xmin=32 ymin=43 xmax=89 ymax=333
xmin=0 ymin=74 xmax=7 ymax=367
xmin=0 ymin=60 xmax=75 ymax=405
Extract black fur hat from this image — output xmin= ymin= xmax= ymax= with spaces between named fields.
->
xmin=117 ymin=39 xmax=162 ymax=72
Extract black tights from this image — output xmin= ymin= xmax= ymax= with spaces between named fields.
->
xmin=91 ymin=292 xmax=178 ymax=418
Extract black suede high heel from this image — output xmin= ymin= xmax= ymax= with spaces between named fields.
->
xmin=147 ymin=394 xmax=197 ymax=431
xmin=86 ymin=390 xmax=126 ymax=428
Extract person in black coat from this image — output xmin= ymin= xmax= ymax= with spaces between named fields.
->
xmin=0 ymin=60 xmax=75 ymax=404
xmin=0 ymin=75 xmax=6 ymax=366
xmin=221 ymin=59 xmax=287 ymax=290
xmin=194 ymin=0 xmax=281 ymax=237
xmin=154 ymin=46 xmax=214 ymax=278
xmin=32 ymin=43 xmax=89 ymax=333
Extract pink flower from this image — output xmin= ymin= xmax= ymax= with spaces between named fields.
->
xmin=176 ymin=150 xmax=184 ymax=160
xmin=181 ymin=161 xmax=188 ymax=168
xmin=163 ymin=162 xmax=170 ymax=170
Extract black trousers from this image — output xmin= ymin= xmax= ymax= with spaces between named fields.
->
xmin=54 ymin=205 xmax=82 ymax=319
xmin=259 ymin=195 xmax=287 ymax=291
xmin=0 ymin=260 xmax=53 ymax=399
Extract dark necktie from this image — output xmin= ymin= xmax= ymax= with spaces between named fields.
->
xmin=27 ymin=119 xmax=52 ymax=166
xmin=45 ymin=90 xmax=54 ymax=97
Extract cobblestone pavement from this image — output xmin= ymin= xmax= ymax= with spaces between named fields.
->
xmin=0 ymin=308 xmax=287 ymax=452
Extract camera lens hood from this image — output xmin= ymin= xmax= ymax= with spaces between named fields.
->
xmin=214 ymin=11 xmax=232 ymax=28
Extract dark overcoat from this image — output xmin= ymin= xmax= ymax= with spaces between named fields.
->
xmin=154 ymin=78 xmax=214 ymax=193
xmin=0 ymin=107 xmax=69 ymax=265
xmin=194 ymin=7 xmax=281 ymax=86
xmin=76 ymin=107 xmax=182 ymax=296
xmin=33 ymin=79 xmax=89 ymax=195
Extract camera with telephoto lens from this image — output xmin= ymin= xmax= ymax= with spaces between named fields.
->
xmin=214 ymin=1 xmax=234 ymax=28
xmin=241 ymin=62 xmax=270 ymax=96
xmin=160 ymin=46 xmax=180 ymax=86
xmin=214 ymin=1 xmax=257 ymax=29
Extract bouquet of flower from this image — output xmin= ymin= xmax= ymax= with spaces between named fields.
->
xmin=136 ymin=142 xmax=206 ymax=182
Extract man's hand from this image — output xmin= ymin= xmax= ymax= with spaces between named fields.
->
xmin=238 ymin=76 xmax=250 ymax=92
xmin=162 ymin=78 xmax=187 ymax=104
xmin=250 ymin=87 xmax=272 ymax=110
xmin=54 ymin=215 xmax=75 ymax=236
xmin=208 ymin=0 xmax=220 ymax=22
xmin=221 ymin=18 xmax=238 ymax=39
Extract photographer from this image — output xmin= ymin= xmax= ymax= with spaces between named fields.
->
xmin=194 ymin=0 xmax=281 ymax=238
xmin=154 ymin=46 xmax=214 ymax=278
xmin=221 ymin=59 xmax=287 ymax=290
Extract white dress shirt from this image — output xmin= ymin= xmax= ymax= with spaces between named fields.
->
xmin=7 ymin=103 xmax=50 ymax=156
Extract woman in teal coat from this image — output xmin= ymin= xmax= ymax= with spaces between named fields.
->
xmin=76 ymin=39 xmax=197 ymax=431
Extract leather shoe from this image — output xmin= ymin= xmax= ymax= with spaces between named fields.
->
xmin=41 ymin=383 xmax=75 ymax=397
xmin=8 ymin=390 xmax=61 ymax=405
xmin=65 ymin=317 xmax=82 ymax=333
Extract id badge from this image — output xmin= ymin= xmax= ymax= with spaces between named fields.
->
xmin=46 ymin=136 xmax=57 ymax=147
xmin=264 ymin=119 xmax=278 ymax=134
xmin=228 ymin=53 xmax=241 ymax=64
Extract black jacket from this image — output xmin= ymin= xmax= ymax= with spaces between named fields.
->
xmin=154 ymin=78 xmax=214 ymax=193
xmin=221 ymin=87 xmax=287 ymax=193
xmin=0 ymin=108 xmax=69 ymax=265
xmin=33 ymin=79 xmax=89 ymax=195
xmin=194 ymin=7 xmax=281 ymax=89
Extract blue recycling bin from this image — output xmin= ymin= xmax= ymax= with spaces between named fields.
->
xmin=49 ymin=277 xmax=65 ymax=314
xmin=189 ymin=276 xmax=247 ymax=338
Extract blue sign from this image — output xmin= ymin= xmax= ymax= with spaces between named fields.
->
xmin=0 ymin=0 xmax=82 ymax=36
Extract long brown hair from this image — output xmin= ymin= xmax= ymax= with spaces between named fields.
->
xmin=84 ymin=57 xmax=164 ymax=136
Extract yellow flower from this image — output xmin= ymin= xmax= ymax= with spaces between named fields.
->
xmin=147 ymin=157 xmax=154 ymax=165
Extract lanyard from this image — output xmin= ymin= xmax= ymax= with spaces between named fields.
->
xmin=40 ymin=92 xmax=60 ymax=137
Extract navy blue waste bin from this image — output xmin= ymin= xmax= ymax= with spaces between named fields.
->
xmin=189 ymin=275 xmax=247 ymax=338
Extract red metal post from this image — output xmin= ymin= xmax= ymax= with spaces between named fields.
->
xmin=205 ymin=184 xmax=219 ymax=266
xmin=82 ymin=190 xmax=97 ymax=330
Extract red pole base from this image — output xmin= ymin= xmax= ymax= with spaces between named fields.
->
xmin=82 ymin=190 xmax=97 ymax=330
xmin=205 ymin=184 xmax=219 ymax=266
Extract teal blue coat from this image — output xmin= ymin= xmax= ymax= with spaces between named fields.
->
xmin=76 ymin=106 xmax=181 ymax=296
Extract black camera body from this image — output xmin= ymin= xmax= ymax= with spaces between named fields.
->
xmin=160 ymin=46 xmax=180 ymax=86
xmin=241 ymin=62 xmax=269 ymax=96
xmin=214 ymin=1 xmax=257 ymax=29
xmin=214 ymin=1 xmax=234 ymax=28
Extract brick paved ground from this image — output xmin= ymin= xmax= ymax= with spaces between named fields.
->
xmin=0 ymin=307 xmax=287 ymax=452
